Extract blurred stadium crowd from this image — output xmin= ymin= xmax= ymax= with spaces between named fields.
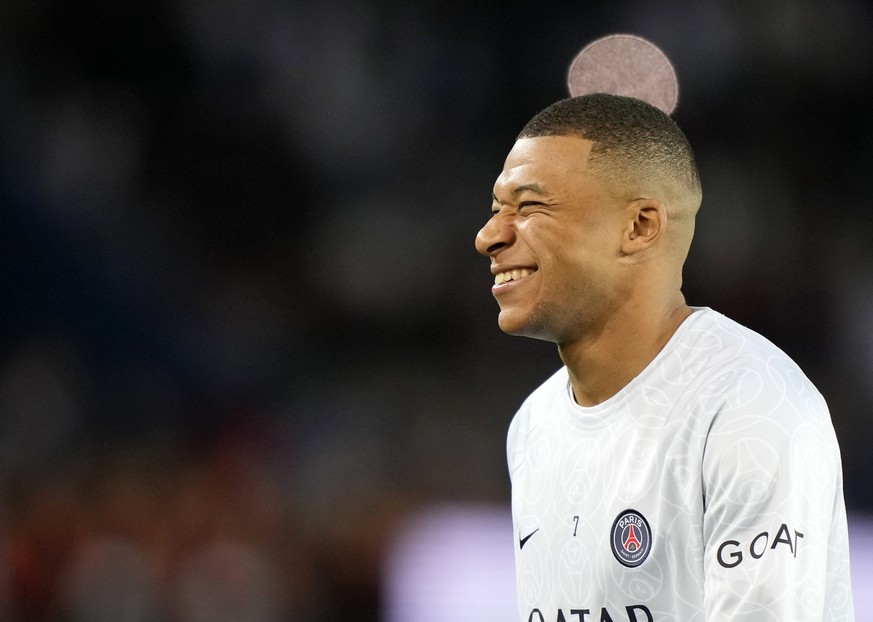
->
xmin=1 ymin=0 xmax=872 ymax=619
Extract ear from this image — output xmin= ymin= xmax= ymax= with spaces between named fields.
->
xmin=621 ymin=198 xmax=666 ymax=256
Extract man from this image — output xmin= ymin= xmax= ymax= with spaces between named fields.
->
xmin=475 ymin=93 xmax=854 ymax=621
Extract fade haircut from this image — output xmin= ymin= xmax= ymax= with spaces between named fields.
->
xmin=518 ymin=93 xmax=702 ymax=213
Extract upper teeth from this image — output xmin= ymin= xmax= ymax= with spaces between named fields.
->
xmin=495 ymin=269 xmax=531 ymax=285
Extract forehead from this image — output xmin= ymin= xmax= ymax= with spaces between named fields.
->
xmin=494 ymin=136 xmax=596 ymax=196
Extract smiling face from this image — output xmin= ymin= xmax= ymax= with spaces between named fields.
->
xmin=475 ymin=135 xmax=632 ymax=345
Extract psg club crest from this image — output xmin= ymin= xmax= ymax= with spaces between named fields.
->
xmin=611 ymin=509 xmax=652 ymax=568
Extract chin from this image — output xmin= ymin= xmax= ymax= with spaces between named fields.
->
xmin=497 ymin=310 xmax=554 ymax=342
xmin=497 ymin=308 xmax=525 ymax=334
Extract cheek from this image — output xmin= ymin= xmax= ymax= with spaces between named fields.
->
xmin=550 ymin=251 xmax=615 ymax=307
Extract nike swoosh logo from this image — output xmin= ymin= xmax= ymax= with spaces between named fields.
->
xmin=519 ymin=528 xmax=539 ymax=550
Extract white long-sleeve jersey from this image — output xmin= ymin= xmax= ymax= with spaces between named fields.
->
xmin=508 ymin=308 xmax=854 ymax=621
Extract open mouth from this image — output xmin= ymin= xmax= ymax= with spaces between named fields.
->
xmin=494 ymin=268 xmax=536 ymax=285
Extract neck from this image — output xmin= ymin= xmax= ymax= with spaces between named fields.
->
xmin=558 ymin=296 xmax=692 ymax=407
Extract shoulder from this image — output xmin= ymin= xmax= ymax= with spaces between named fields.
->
xmin=684 ymin=307 xmax=802 ymax=364
xmin=680 ymin=309 xmax=822 ymax=412
xmin=694 ymin=311 xmax=842 ymax=505
xmin=691 ymin=308 xmax=828 ymax=423
xmin=506 ymin=366 xmax=568 ymax=474
xmin=508 ymin=366 xmax=568 ymax=438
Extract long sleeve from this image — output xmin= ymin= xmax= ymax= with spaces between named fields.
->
xmin=701 ymin=366 xmax=854 ymax=621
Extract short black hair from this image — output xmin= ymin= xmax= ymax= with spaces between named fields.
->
xmin=518 ymin=93 xmax=701 ymax=209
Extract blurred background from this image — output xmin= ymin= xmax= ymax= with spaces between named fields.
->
xmin=1 ymin=0 xmax=871 ymax=620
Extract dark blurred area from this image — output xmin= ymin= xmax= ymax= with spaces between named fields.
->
xmin=0 ymin=0 xmax=871 ymax=619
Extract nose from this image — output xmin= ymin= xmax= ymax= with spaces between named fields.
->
xmin=475 ymin=212 xmax=516 ymax=257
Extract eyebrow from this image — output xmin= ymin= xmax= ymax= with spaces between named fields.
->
xmin=492 ymin=183 xmax=551 ymax=202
